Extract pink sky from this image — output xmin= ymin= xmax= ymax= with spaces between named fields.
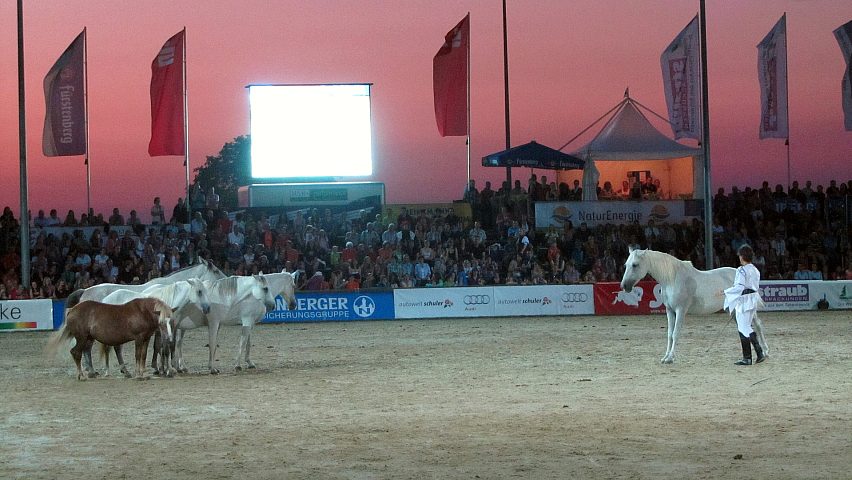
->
xmin=1 ymin=0 xmax=850 ymax=222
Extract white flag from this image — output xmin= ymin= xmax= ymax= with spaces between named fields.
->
xmin=661 ymin=15 xmax=701 ymax=140
xmin=834 ymin=20 xmax=852 ymax=131
xmin=758 ymin=14 xmax=789 ymax=139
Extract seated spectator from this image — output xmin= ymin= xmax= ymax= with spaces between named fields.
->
xmin=63 ymin=210 xmax=78 ymax=226
xmin=108 ymin=208 xmax=125 ymax=226
xmin=33 ymin=210 xmax=49 ymax=228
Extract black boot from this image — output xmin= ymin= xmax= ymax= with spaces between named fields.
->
xmin=750 ymin=332 xmax=765 ymax=364
xmin=735 ymin=333 xmax=752 ymax=365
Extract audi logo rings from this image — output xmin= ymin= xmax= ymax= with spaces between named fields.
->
xmin=562 ymin=292 xmax=589 ymax=303
xmin=463 ymin=295 xmax=491 ymax=305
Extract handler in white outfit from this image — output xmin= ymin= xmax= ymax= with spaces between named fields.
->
xmin=724 ymin=244 xmax=766 ymax=365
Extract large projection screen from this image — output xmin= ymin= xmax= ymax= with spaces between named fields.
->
xmin=249 ymin=84 xmax=373 ymax=179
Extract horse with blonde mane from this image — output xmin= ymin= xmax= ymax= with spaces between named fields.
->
xmin=620 ymin=247 xmax=768 ymax=364
xmin=46 ymin=298 xmax=173 ymax=380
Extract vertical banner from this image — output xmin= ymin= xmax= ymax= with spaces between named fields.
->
xmin=834 ymin=20 xmax=852 ymax=131
xmin=42 ymin=30 xmax=86 ymax=157
xmin=661 ymin=15 xmax=701 ymax=140
xmin=758 ymin=14 xmax=789 ymax=139
xmin=433 ymin=14 xmax=469 ymax=137
xmin=149 ymin=29 xmax=185 ymax=156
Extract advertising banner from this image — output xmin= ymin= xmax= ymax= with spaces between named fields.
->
xmin=594 ymin=281 xmax=667 ymax=315
xmin=758 ymin=281 xmax=812 ymax=311
xmin=808 ymin=280 xmax=852 ymax=310
xmin=493 ymin=285 xmax=594 ymax=316
xmin=493 ymin=285 xmax=561 ymax=316
xmin=535 ymin=201 xmax=699 ymax=229
xmin=262 ymin=291 xmax=394 ymax=323
xmin=0 ymin=300 xmax=54 ymax=332
xmin=394 ymin=287 xmax=494 ymax=319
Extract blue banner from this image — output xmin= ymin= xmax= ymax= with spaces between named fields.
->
xmin=263 ymin=291 xmax=395 ymax=323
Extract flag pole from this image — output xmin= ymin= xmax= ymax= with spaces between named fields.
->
xmin=502 ymin=0 xmax=512 ymax=196
xmin=83 ymin=27 xmax=91 ymax=216
xmin=466 ymin=12 xmax=471 ymax=188
xmin=17 ymin=0 xmax=30 ymax=288
xmin=699 ymin=0 xmax=713 ymax=268
xmin=182 ymin=27 xmax=191 ymax=224
xmin=785 ymin=13 xmax=791 ymax=189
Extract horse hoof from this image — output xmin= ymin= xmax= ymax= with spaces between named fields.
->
xmin=77 ymin=375 xmax=87 ymax=381
xmin=210 ymin=369 xmax=220 ymax=375
xmin=87 ymin=371 xmax=100 ymax=378
xmin=235 ymin=365 xmax=242 ymax=372
xmin=166 ymin=369 xmax=176 ymax=378
xmin=660 ymin=357 xmax=674 ymax=364
xmin=247 ymin=363 xmax=257 ymax=370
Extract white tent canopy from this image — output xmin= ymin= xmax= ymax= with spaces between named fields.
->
xmin=563 ymin=96 xmax=704 ymax=199
xmin=570 ymin=98 xmax=701 ymax=160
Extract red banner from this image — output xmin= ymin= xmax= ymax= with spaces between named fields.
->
xmin=594 ymin=281 xmax=666 ymax=315
xmin=433 ymin=15 xmax=469 ymax=137
xmin=149 ymin=29 xmax=185 ymax=156
xmin=42 ymin=30 xmax=86 ymax=157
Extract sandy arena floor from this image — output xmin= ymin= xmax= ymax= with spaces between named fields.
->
xmin=0 ymin=311 xmax=849 ymax=479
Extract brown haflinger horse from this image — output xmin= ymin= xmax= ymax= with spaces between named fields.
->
xmin=46 ymin=298 xmax=173 ymax=380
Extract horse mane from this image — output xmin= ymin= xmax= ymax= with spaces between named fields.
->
xmin=642 ymin=249 xmax=694 ymax=284
xmin=214 ymin=276 xmax=239 ymax=301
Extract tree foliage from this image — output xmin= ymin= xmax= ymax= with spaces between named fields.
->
xmin=191 ymin=135 xmax=251 ymax=209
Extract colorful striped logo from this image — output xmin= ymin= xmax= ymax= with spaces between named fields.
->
xmin=0 ymin=322 xmax=38 ymax=330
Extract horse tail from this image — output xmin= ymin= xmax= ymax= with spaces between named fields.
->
xmin=44 ymin=321 xmax=73 ymax=359
xmin=65 ymin=289 xmax=84 ymax=309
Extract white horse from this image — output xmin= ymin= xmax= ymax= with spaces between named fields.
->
xmin=65 ymin=257 xmax=225 ymax=308
xmin=89 ymin=278 xmax=212 ymax=377
xmin=172 ymin=274 xmax=287 ymax=374
xmin=619 ymin=247 xmax=768 ymax=364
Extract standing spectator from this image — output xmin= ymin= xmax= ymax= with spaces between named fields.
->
xmin=191 ymin=184 xmax=206 ymax=213
xmin=171 ymin=197 xmax=189 ymax=224
xmin=150 ymin=197 xmax=165 ymax=225
xmin=206 ymin=186 xmax=220 ymax=211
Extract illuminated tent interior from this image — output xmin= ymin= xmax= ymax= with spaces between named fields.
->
xmin=557 ymin=96 xmax=703 ymax=200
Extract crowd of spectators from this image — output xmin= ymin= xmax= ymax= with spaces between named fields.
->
xmin=0 ymin=177 xmax=850 ymax=300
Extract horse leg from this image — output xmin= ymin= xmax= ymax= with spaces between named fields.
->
xmin=662 ymin=308 xmax=676 ymax=364
xmin=234 ymin=325 xmax=250 ymax=371
xmin=134 ymin=339 xmax=150 ymax=380
xmin=245 ymin=325 xmax=256 ymax=369
xmin=168 ymin=333 xmax=178 ymax=377
xmin=70 ymin=337 xmax=87 ymax=381
xmin=113 ymin=344 xmax=132 ymax=378
xmin=175 ymin=329 xmax=189 ymax=373
xmin=82 ymin=347 xmax=98 ymax=377
xmin=753 ymin=313 xmax=769 ymax=357
xmin=151 ymin=330 xmax=161 ymax=374
xmin=208 ymin=320 xmax=221 ymax=375
xmin=664 ymin=309 xmax=687 ymax=364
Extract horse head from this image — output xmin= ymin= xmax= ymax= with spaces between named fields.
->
xmin=186 ymin=278 xmax=212 ymax=315
xmin=153 ymin=300 xmax=175 ymax=343
xmin=264 ymin=269 xmax=297 ymax=311
xmin=252 ymin=275 xmax=277 ymax=312
xmin=199 ymin=258 xmax=227 ymax=283
xmin=620 ymin=247 xmax=650 ymax=293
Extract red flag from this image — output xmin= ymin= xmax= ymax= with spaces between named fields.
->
xmin=433 ymin=15 xmax=469 ymax=137
xmin=149 ymin=29 xmax=185 ymax=156
xmin=43 ymin=30 xmax=86 ymax=157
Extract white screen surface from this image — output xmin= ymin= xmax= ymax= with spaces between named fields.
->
xmin=249 ymin=84 xmax=373 ymax=179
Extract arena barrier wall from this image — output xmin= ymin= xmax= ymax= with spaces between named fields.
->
xmin=0 ymin=299 xmax=54 ymax=331
xmin=263 ymin=291 xmax=395 ymax=323
xmin=7 ymin=280 xmax=851 ymax=331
